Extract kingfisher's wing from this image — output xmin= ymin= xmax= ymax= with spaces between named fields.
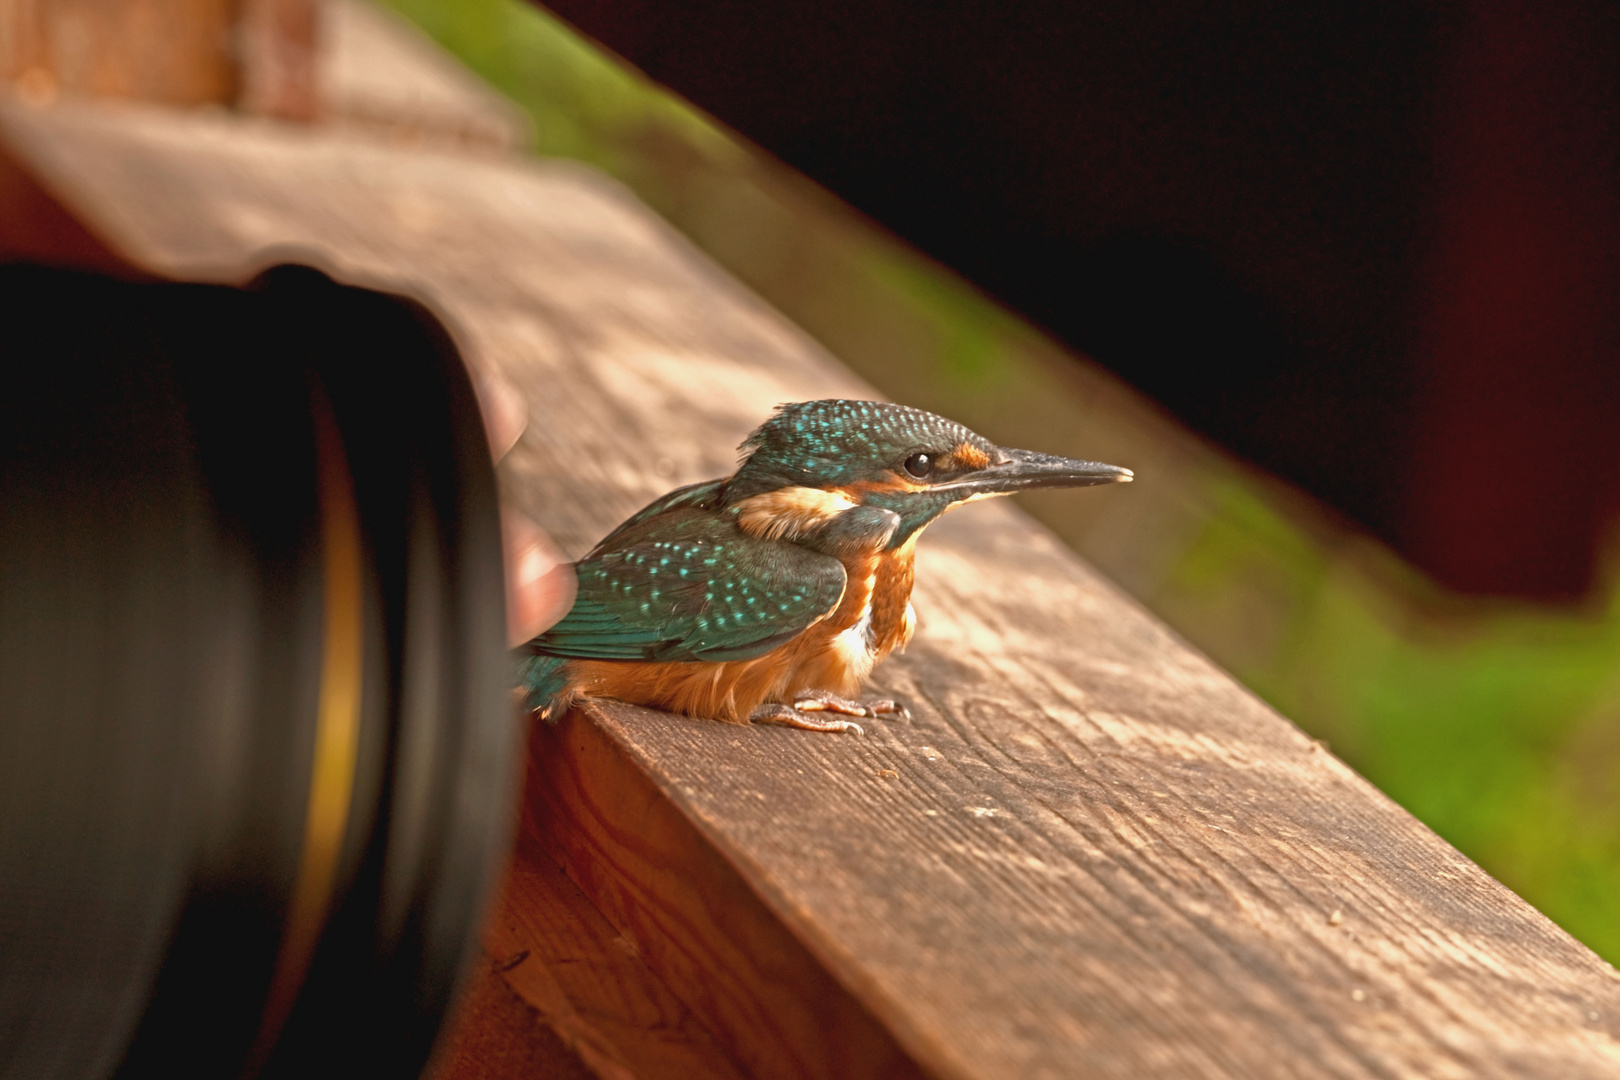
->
xmin=531 ymin=508 xmax=846 ymax=663
xmin=584 ymin=479 xmax=725 ymax=559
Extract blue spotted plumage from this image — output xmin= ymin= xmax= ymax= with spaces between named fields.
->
xmin=522 ymin=399 xmax=1131 ymax=732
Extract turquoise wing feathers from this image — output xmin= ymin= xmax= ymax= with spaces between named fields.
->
xmin=582 ymin=478 xmax=726 ymax=558
xmin=527 ymin=504 xmax=847 ymax=666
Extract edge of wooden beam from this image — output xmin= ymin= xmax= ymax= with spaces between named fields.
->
xmin=527 ymin=704 xmax=932 ymax=1080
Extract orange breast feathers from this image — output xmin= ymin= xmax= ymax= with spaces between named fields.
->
xmin=867 ymin=534 xmax=917 ymax=656
xmin=561 ymin=488 xmax=917 ymax=723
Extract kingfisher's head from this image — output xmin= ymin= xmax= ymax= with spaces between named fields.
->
xmin=725 ymin=400 xmax=1131 ymax=547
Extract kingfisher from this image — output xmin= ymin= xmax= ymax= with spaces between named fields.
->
xmin=521 ymin=399 xmax=1131 ymax=734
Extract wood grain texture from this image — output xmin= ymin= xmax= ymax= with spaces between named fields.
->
xmin=527 ymin=703 xmax=926 ymax=1080
xmin=7 ymin=97 xmax=1620 ymax=1077
xmin=484 ymin=825 xmax=749 ymax=1080
xmin=430 ymin=819 xmax=749 ymax=1080
xmin=430 ymin=955 xmax=598 ymax=1080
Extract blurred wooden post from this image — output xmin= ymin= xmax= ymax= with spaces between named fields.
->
xmin=0 ymin=0 xmax=316 ymax=118
xmin=239 ymin=0 xmax=319 ymax=120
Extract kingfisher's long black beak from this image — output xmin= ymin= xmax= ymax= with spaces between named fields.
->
xmin=936 ymin=448 xmax=1134 ymax=498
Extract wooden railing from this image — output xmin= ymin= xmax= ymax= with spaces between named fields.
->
xmin=5 ymin=6 xmax=1620 ymax=1076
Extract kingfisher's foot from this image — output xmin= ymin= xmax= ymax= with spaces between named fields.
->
xmin=750 ymin=703 xmax=864 ymax=735
xmin=791 ymin=689 xmax=910 ymax=721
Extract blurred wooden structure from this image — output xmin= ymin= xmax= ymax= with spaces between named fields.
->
xmin=0 ymin=0 xmax=524 ymax=134
xmin=5 ymin=4 xmax=1620 ymax=1077
xmin=0 ymin=0 xmax=313 ymax=117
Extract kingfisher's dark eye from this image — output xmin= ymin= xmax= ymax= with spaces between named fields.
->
xmin=904 ymin=452 xmax=934 ymax=478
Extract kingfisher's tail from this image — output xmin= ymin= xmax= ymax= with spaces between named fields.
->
xmin=517 ymin=653 xmax=572 ymax=719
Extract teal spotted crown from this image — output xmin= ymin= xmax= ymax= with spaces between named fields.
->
xmin=728 ymin=399 xmax=991 ymax=498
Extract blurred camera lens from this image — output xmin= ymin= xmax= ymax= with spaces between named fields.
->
xmin=0 ymin=264 xmax=514 ymax=1079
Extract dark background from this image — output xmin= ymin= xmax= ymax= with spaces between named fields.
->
xmin=535 ymin=0 xmax=1620 ymax=600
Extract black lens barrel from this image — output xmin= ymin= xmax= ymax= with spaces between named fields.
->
xmin=0 ymin=264 xmax=514 ymax=1080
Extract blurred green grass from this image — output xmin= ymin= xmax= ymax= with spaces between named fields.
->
xmin=380 ymin=0 xmax=1620 ymax=963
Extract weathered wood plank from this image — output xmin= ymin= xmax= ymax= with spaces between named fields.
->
xmin=539 ymin=541 xmax=1620 ymax=1080
xmin=7 ymin=98 xmax=1620 ymax=1078
xmin=431 ymin=954 xmax=598 ymax=1080
xmin=429 ymin=816 xmax=748 ymax=1080
xmin=484 ymin=825 xmax=748 ymax=1080
xmin=526 ymin=704 xmax=925 ymax=1080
